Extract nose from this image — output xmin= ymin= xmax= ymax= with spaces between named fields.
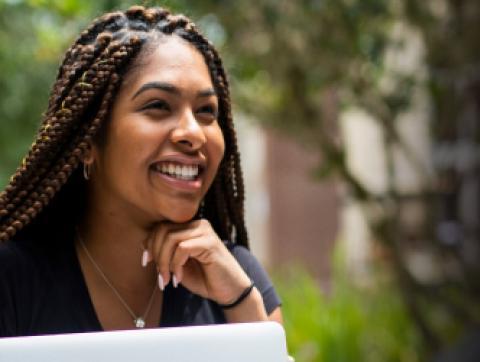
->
xmin=170 ymin=109 xmax=207 ymax=150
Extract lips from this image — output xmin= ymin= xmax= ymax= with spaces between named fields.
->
xmin=149 ymin=156 xmax=206 ymax=191
xmin=152 ymin=161 xmax=202 ymax=181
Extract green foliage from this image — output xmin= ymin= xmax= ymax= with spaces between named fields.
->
xmin=188 ymin=0 xmax=410 ymax=143
xmin=275 ymin=264 xmax=424 ymax=362
xmin=0 ymin=0 xmax=146 ymax=186
xmin=0 ymin=1 xmax=91 ymax=186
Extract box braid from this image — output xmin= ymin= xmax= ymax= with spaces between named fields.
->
xmin=0 ymin=6 xmax=248 ymax=248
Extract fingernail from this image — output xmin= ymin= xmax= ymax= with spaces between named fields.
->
xmin=158 ymin=273 xmax=164 ymax=291
xmin=141 ymin=250 xmax=149 ymax=267
xmin=172 ymin=274 xmax=178 ymax=288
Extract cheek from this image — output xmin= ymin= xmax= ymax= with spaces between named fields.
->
xmin=107 ymin=118 xmax=165 ymax=164
xmin=94 ymin=137 xmax=148 ymax=189
xmin=207 ymin=126 xmax=225 ymax=167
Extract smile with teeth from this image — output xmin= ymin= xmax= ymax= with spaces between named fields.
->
xmin=153 ymin=162 xmax=201 ymax=181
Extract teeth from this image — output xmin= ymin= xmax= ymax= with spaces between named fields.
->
xmin=154 ymin=162 xmax=199 ymax=180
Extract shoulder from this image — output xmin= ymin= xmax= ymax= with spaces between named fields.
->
xmin=0 ymin=237 xmax=77 ymax=336
xmin=0 ymin=238 xmax=50 ymax=294
xmin=0 ymin=239 xmax=44 ymax=336
xmin=225 ymin=242 xmax=265 ymax=277
xmin=224 ymin=241 xmax=267 ymax=276
xmin=0 ymin=239 xmax=39 ymax=273
xmin=227 ymin=243 xmax=255 ymax=267
xmin=0 ymin=237 xmax=66 ymax=288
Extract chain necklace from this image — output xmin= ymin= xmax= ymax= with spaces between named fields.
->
xmin=77 ymin=235 xmax=157 ymax=329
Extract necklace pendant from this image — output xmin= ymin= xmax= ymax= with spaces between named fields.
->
xmin=134 ymin=318 xmax=146 ymax=328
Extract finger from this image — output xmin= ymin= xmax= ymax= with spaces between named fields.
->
xmin=170 ymin=237 xmax=213 ymax=285
xmin=150 ymin=222 xmax=172 ymax=262
xmin=170 ymin=240 xmax=194 ymax=285
xmin=151 ymin=221 xmax=192 ymax=257
xmin=150 ymin=222 xmax=185 ymax=271
xmin=150 ymin=223 xmax=175 ymax=286
xmin=142 ymin=230 xmax=156 ymax=267
xmin=157 ymin=227 xmax=203 ymax=286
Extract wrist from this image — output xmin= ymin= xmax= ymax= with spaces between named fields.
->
xmin=222 ymin=287 xmax=268 ymax=323
xmin=218 ymin=282 xmax=255 ymax=309
xmin=212 ymin=270 xmax=253 ymax=306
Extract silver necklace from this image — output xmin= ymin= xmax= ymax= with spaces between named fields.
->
xmin=77 ymin=236 xmax=157 ymax=328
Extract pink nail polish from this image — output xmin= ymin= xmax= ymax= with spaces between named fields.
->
xmin=158 ymin=274 xmax=164 ymax=291
xmin=141 ymin=250 xmax=149 ymax=267
xmin=172 ymin=274 xmax=178 ymax=288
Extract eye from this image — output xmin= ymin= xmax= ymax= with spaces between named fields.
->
xmin=140 ymin=100 xmax=171 ymax=112
xmin=196 ymin=104 xmax=218 ymax=120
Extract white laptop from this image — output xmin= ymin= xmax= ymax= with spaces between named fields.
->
xmin=0 ymin=322 xmax=290 ymax=362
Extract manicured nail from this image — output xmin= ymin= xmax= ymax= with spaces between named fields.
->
xmin=158 ymin=273 xmax=164 ymax=291
xmin=147 ymin=251 xmax=153 ymax=262
xmin=141 ymin=250 xmax=149 ymax=267
xmin=172 ymin=274 xmax=178 ymax=288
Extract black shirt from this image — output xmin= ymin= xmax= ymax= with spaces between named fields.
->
xmin=0 ymin=236 xmax=281 ymax=337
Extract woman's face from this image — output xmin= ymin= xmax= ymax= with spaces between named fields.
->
xmin=89 ymin=35 xmax=225 ymax=225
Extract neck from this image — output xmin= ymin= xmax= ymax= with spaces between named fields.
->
xmin=78 ymin=192 xmax=158 ymax=293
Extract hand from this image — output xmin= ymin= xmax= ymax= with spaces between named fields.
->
xmin=146 ymin=219 xmax=252 ymax=305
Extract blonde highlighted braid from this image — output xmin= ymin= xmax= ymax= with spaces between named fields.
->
xmin=0 ymin=6 xmax=248 ymax=248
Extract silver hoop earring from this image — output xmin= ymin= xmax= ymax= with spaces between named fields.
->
xmin=83 ymin=163 xmax=91 ymax=180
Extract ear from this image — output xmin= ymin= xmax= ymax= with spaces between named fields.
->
xmin=81 ymin=142 xmax=98 ymax=181
xmin=81 ymin=141 xmax=97 ymax=166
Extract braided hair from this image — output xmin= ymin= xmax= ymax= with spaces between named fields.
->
xmin=0 ymin=6 xmax=248 ymax=248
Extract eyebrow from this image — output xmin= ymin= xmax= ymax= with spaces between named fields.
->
xmin=131 ymin=81 xmax=217 ymax=100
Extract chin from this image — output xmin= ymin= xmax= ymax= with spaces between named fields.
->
xmin=161 ymin=205 xmax=199 ymax=223
xmin=167 ymin=213 xmax=197 ymax=223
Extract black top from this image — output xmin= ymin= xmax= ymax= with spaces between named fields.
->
xmin=0 ymin=236 xmax=281 ymax=337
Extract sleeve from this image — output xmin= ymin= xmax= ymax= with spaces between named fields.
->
xmin=227 ymin=243 xmax=281 ymax=315
xmin=0 ymin=240 xmax=39 ymax=337
xmin=0 ymin=242 xmax=20 ymax=337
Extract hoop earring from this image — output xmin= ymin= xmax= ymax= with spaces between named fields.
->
xmin=83 ymin=163 xmax=91 ymax=180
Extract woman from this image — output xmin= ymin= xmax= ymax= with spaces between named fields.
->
xmin=0 ymin=5 xmax=282 ymax=336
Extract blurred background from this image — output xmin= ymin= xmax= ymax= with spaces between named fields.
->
xmin=1 ymin=0 xmax=479 ymax=361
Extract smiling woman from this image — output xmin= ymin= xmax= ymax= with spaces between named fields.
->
xmin=86 ymin=36 xmax=225 ymax=226
xmin=0 ymin=5 xmax=282 ymax=336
